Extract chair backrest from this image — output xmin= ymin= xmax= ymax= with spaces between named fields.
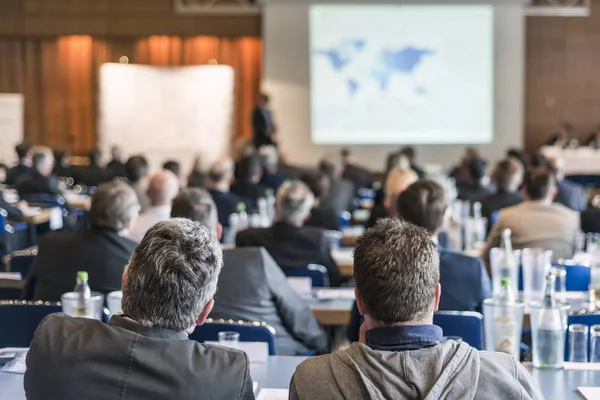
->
xmin=434 ymin=311 xmax=484 ymax=350
xmin=188 ymin=319 xmax=277 ymax=355
xmin=283 ymin=264 xmax=330 ymax=287
xmin=0 ymin=301 xmax=62 ymax=347
xmin=9 ymin=247 xmax=38 ymax=277
xmin=564 ymin=313 xmax=600 ymax=361
xmin=555 ymin=262 xmax=590 ymax=292
xmin=20 ymin=194 xmax=66 ymax=209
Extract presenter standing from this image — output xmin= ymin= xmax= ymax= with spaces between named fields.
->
xmin=252 ymin=93 xmax=277 ymax=149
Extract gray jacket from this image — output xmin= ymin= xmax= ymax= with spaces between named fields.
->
xmin=289 ymin=341 xmax=543 ymax=400
xmin=25 ymin=314 xmax=255 ymax=400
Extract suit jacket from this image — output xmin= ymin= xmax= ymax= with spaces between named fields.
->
xmin=107 ymin=160 xmax=128 ymax=178
xmin=342 ymin=163 xmax=372 ymax=191
xmin=5 ymin=163 xmax=31 ymax=186
xmin=484 ymin=201 xmax=579 ymax=263
xmin=581 ymin=206 xmax=600 ymax=234
xmin=231 ymin=180 xmax=271 ymax=212
xmin=260 ymin=170 xmax=286 ymax=193
xmin=53 ymin=164 xmax=76 ymax=179
xmin=187 ymin=171 xmax=208 ymax=189
xmin=321 ymin=178 xmax=355 ymax=213
xmin=306 ymin=206 xmax=339 ymax=231
xmin=209 ymin=190 xmax=249 ymax=228
xmin=0 ymin=190 xmax=24 ymax=219
xmin=22 ymin=227 xmax=137 ymax=301
xmin=555 ymin=180 xmax=587 ymax=213
xmin=74 ymin=165 xmax=115 ymax=187
xmin=16 ymin=171 xmax=63 ymax=197
xmin=457 ymin=183 xmax=495 ymax=204
xmin=25 ymin=314 xmax=254 ymax=400
xmin=480 ymin=190 xmax=524 ymax=231
xmin=212 ymin=248 xmax=328 ymax=355
xmin=252 ymin=106 xmax=276 ymax=148
xmin=236 ymin=221 xmax=342 ymax=287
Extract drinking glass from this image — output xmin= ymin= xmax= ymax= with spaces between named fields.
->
xmin=489 ymin=248 xmax=520 ymax=299
xmin=522 ymin=248 xmax=552 ymax=305
xmin=568 ymin=324 xmax=589 ymax=363
xmin=552 ymin=267 xmax=567 ymax=301
xmin=483 ymin=298 xmax=524 ymax=359
xmin=218 ymin=331 xmax=240 ymax=348
xmin=60 ymin=292 xmax=105 ymax=320
xmin=587 ymin=233 xmax=600 ymax=254
xmin=106 ymin=291 xmax=123 ymax=317
xmin=591 ymin=325 xmax=600 ymax=363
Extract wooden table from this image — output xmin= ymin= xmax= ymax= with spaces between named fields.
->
xmin=332 ymin=248 xmax=354 ymax=278
xmin=308 ymin=289 xmax=355 ymax=326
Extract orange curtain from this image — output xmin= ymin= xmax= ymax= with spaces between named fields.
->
xmin=0 ymin=35 xmax=262 ymax=156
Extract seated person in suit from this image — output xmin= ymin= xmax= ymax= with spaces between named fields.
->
xmin=548 ymin=156 xmax=587 ymax=213
xmin=291 ymin=219 xmax=542 ymax=400
xmin=74 ymin=148 xmax=115 ymax=187
xmin=368 ymin=167 xmax=418 ymax=228
xmin=106 ymin=146 xmax=128 ymax=178
xmin=208 ymin=158 xmax=249 ymax=228
xmin=5 ymin=141 xmax=33 ymax=186
xmin=16 ymin=146 xmax=63 ymax=197
xmin=125 ymin=155 xmax=151 ymax=213
xmin=171 ymin=188 xmax=328 ymax=356
xmin=237 ymin=180 xmax=343 ymax=287
xmin=480 ymin=158 xmax=524 ymax=231
xmin=581 ymin=198 xmax=600 ymax=234
xmin=52 ymin=149 xmax=75 ymax=179
xmin=546 ymin=122 xmax=572 ymax=148
xmin=25 ymin=219 xmax=254 ymax=400
xmin=301 ymin=171 xmax=339 ymax=231
xmin=163 ymin=160 xmax=181 ymax=182
xmin=130 ymin=170 xmax=179 ymax=243
xmin=484 ymin=168 xmax=580 ymax=264
xmin=231 ymin=155 xmax=271 ymax=212
xmin=258 ymin=145 xmax=287 ymax=193
xmin=22 ymin=181 xmax=139 ymax=301
xmin=188 ymin=155 xmax=208 ymax=189
xmin=340 ymin=148 xmax=372 ymax=191
xmin=319 ymin=155 xmax=355 ymax=213
xmin=457 ymin=157 xmax=494 ymax=203
xmin=400 ymin=146 xmax=426 ymax=178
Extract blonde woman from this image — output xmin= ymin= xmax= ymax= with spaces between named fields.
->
xmin=368 ymin=167 xmax=419 ymax=227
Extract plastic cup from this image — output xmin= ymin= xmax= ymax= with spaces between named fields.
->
xmin=568 ymin=324 xmax=589 ymax=363
xmin=107 ymin=291 xmax=123 ymax=317
xmin=522 ymin=248 xmax=552 ymax=305
xmin=590 ymin=325 xmax=600 ymax=363
xmin=483 ymin=298 xmax=524 ymax=359
xmin=218 ymin=331 xmax=240 ymax=348
xmin=60 ymin=292 xmax=105 ymax=320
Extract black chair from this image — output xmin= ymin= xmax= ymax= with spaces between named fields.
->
xmin=0 ymin=301 xmax=61 ymax=347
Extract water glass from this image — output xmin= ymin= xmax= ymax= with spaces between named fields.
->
xmin=552 ymin=267 xmax=567 ymax=301
xmin=324 ymin=230 xmax=343 ymax=252
xmin=591 ymin=325 xmax=600 ymax=363
xmin=522 ymin=248 xmax=553 ymax=305
xmin=106 ymin=291 xmax=123 ymax=317
xmin=568 ymin=324 xmax=589 ymax=362
xmin=587 ymin=233 xmax=600 ymax=254
xmin=489 ymin=248 xmax=520 ymax=299
xmin=218 ymin=331 xmax=240 ymax=348
xmin=483 ymin=298 xmax=524 ymax=359
xmin=60 ymin=292 xmax=105 ymax=320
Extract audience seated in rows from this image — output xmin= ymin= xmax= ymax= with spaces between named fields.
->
xmin=130 ymin=170 xmax=179 ymax=243
xmin=480 ymin=158 xmax=524 ymax=230
xmin=16 ymin=146 xmax=63 ymax=197
xmin=25 ymin=219 xmax=254 ymax=400
xmin=125 ymin=155 xmax=150 ymax=213
xmin=231 ymin=155 xmax=271 ymax=212
xmin=368 ymin=167 xmax=418 ymax=227
xmin=258 ymin=145 xmax=287 ymax=193
xmin=548 ymin=156 xmax=587 ymax=213
xmin=208 ymin=158 xmax=249 ymax=228
xmin=106 ymin=146 xmax=128 ymax=178
xmin=291 ymin=219 xmax=542 ymax=400
xmin=172 ymin=188 xmax=328 ymax=356
xmin=237 ymin=180 xmax=342 ymax=287
xmin=5 ymin=141 xmax=33 ymax=186
xmin=75 ymin=148 xmax=115 ymax=187
xmin=484 ymin=168 xmax=579 ymax=264
xmin=301 ymin=171 xmax=340 ymax=231
xmin=340 ymin=149 xmax=372 ymax=191
xmin=318 ymin=155 xmax=355 ymax=213
xmin=187 ymin=155 xmax=208 ymax=189
xmin=22 ymin=181 xmax=139 ymax=301
xmin=457 ymin=156 xmax=494 ymax=203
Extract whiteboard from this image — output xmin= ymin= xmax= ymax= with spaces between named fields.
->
xmin=98 ymin=63 xmax=235 ymax=175
xmin=0 ymin=94 xmax=24 ymax=164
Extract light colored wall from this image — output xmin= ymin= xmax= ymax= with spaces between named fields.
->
xmin=262 ymin=0 xmax=526 ymax=171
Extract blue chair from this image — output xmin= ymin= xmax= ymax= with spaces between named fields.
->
xmin=434 ymin=311 xmax=484 ymax=350
xmin=9 ymin=247 xmax=38 ymax=277
xmin=0 ymin=301 xmax=62 ymax=347
xmin=555 ymin=262 xmax=590 ymax=292
xmin=189 ymin=319 xmax=277 ymax=355
xmin=21 ymin=194 xmax=86 ymax=230
xmin=491 ymin=211 xmax=499 ymax=227
xmin=284 ymin=264 xmax=330 ymax=287
xmin=0 ymin=208 xmax=30 ymax=257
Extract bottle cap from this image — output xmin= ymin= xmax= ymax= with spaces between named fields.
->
xmin=77 ymin=271 xmax=89 ymax=281
xmin=236 ymin=202 xmax=246 ymax=212
xmin=501 ymin=277 xmax=511 ymax=287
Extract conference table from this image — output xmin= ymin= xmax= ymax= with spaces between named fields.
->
xmin=541 ymin=146 xmax=600 ymax=176
xmin=1 ymin=355 xmax=599 ymax=399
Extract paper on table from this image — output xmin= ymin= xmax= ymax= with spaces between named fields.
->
xmin=316 ymin=288 xmax=355 ymax=300
xmin=1 ymin=350 xmax=28 ymax=374
xmin=565 ymin=362 xmax=600 ymax=371
xmin=578 ymin=387 xmax=600 ymax=400
xmin=253 ymin=382 xmax=258 ymax=394
xmin=256 ymin=389 xmax=289 ymax=400
xmin=0 ymin=272 xmax=22 ymax=280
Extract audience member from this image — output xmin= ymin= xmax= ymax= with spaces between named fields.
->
xmin=340 ymin=149 xmax=372 ymax=190
xmin=130 ymin=170 xmax=180 ymax=243
xmin=259 ymin=145 xmax=286 ymax=192
xmin=529 ymin=152 xmax=548 ymax=169
xmin=125 ymin=155 xmax=150 ymax=213
xmin=5 ymin=141 xmax=33 ymax=186
xmin=163 ymin=160 xmax=181 ymax=181
xmin=22 ymin=181 xmax=139 ymax=301
xmin=75 ymin=148 xmax=115 ymax=187
xmin=106 ymin=146 xmax=127 ymax=178
xmin=188 ymin=155 xmax=208 ymax=188
xmin=546 ymin=122 xmax=572 ymax=148
xmin=52 ymin=149 xmax=74 ymax=178
xmin=548 ymin=156 xmax=587 ymax=213
xmin=457 ymin=157 xmax=494 ymax=203
xmin=484 ymin=168 xmax=579 ymax=263
xmin=581 ymin=196 xmax=600 ymax=234
xmin=0 ymin=190 xmax=27 ymax=219
xmin=172 ymin=188 xmax=328 ymax=356
xmin=506 ymin=148 xmax=528 ymax=172
xmin=368 ymin=168 xmax=418 ymax=227
xmin=301 ymin=171 xmax=339 ymax=231
xmin=16 ymin=147 xmax=63 ymax=197
xmin=208 ymin=158 xmax=249 ymax=228
xmin=291 ymin=219 xmax=542 ymax=399
xmin=319 ymin=155 xmax=355 ymax=213
xmin=231 ymin=155 xmax=271 ymax=211
xmin=480 ymin=158 xmax=524 ymax=229
xmin=278 ymin=151 xmax=304 ymax=180
xmin=252 ymin=92 xmax=277 ymax=148
xmin=237 ymin=181 xmax=342 ymax=286
xmin=25 ymin=219 xmax=254 ymax=400
xmin=449 ymin=147 xmax=479 ymax=185
xmin=400 ymin=147 xmax=425 ymax=178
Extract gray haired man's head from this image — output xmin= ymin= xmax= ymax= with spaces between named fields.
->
xmin=89 ymin=181 xmax=140 ymax=231
xmin=32 ymin=146 xmax=55 ymax=176
xmin=275 ymin=181 xmax=314 ymax=227
xmin=171 ymin=188 xmax=219 ymax=235
xmin=259 ymin=145 xmax=279 ymax=172
xmin=354 ymin=218 xmax=440 ymax=325
xmin=122 ymin=219 xmax=223 ymax=332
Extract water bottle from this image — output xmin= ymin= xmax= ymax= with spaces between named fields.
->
xmin=533 ymin=274 xmax=566 ymax=369
xmin=73 ymin=271 xmax=93 ymax=318
xmin=493 ymin=278 xmax=518 ymax=355
xmin=237 ymin=202 xmax=248 ymax=232
xmin=472 ymin=202 xmax=485 ymax=243
xmin=257 ymin=198 xmax=270 ymax=227
xmin=266 ymin=191 xmax=276 ymax=224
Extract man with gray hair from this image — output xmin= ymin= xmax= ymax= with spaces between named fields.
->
xmin=22 ymin=181 xmax=140 ymax=301
xmin=25 ymin=219 xmax=254 ymax=400
xmin=208 ymin=158 xmax=249 ymax=229
xmin=319 ymin=154 xmax=355 ymax=213
xmin=237 ymin=180 xmax=342 ymax=286
xmin=290 ymin=219 xmax=543 ymax=400
xmin=16 ymin=146 xmax=63 ymax=197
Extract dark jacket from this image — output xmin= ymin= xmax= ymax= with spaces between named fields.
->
xmin=5 ymin=163 xmax=31 ymax=186
xmin=581 ymin=206 xmax=600 ymax=234
xmin=0 ymin=190 xmax=24 ymax=219
xmin=555 ymin=180 xmax=587 ymax=213
xmin=188 ymin=171 xmax=208 ymax=189
xmin=480 ymin=190 xmax=524 ymax=231
xmin=236 ymin=221 xmax=342 ymax=287
xmin=342 ymin=163 xmax=372 ymax=191
xmin=209 ymin=190 xmax=250 ymax=228
xmin=252 ymin=106 xmax=276 ymax=148
xmin=306 ymin=206 xmax=339 ymax=231
xmin=16 ymin=171 xmax=62 ymax=197
xmin=320 ymin=178 xmax=355 ymax=213
xmin=107 ymin=160 xmax=128 ymax=178
xmin=22 ymin=227 xmax=137 ymax=301
xmin=212 ymin=248 xmax=328 ymax=355
xmin=25 ymin=314 xmax=254 ymax=400
xmin=74 ymin=165 xmax=115 ymax=187
xmin=53 ymin=165 xmax=76 ymax=179
xmin=457 ymin=183 xmax=494 ymax=204
xmin=231 ymin=180 xmax=271 ymax=212
xmin=260 ymin=170 xmax=286 ymax=193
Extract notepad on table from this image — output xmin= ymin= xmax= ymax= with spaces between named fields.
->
xmin=578 ymin=387 xmax=600 ymax=400
xmin=256 ymin=389 xmax=289 ymax=400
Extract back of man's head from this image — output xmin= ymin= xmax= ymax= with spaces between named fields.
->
xmin=122 ymin=219 xmax=223 ymax=332
xmin=147 ymin=170 xmax=180 ymax=207
xmin=300 ymin=171 xmax=331 ymax=200
xmin=89 ymin=181 xmax=140 ymax=231
xmin=89 ymin=148 xmax=102 ymax=167
xmin=397 ymin=180 xmax=447 ymax=235
xmin=400 ymin=147 xmax=416 ymax=162
xmin=275 ymin=181 xmax=314 ymax=227
xmin=319 ymin=155 xmax=343 ymax=178
xmin=32 ymin=147 xmax=55 ymax=176
xmin=110 ymin=146 xmax=122 ymax=162
xmin=523 ymin=168 xmax=556 ymax=201
xmin=163 ymin=160 xmax=181 ymax=179
xmin=16 ymin=141 xmax=33 ymax=161
xmin=492 ymin=158 xmax=523 ymax=192
xmin=236 ymin=156 xmax=262 ymax=182
xmin=258 ymin=146 xmax=279 ymax=172
xmin=171 ymin=188 xmax=218 ymax=235
xmin=354 ymin=219 xmax=440 ymax=325
xmin=547 ymin=156 xmax=565 ymax=181
xmin=468 ymin=157 xmax=488 ymax=183
xmin=125 ymin=156 xmax=149 ymax=184
xmin=208 ymin=158 xmax=234 ymax=188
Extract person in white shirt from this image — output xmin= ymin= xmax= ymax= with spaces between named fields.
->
xmin=130 ymin=170 xmax=179 ymax=242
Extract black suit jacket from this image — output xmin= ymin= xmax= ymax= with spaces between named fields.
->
xmin=555 ymin=180 xmax=587 ymax=213
xmin=16 ymin=171 xmax=63 ymax=197
xmin=231 ymin=180 xmax=271 ymax=212
xmin=582 ymin=207 xmax=600 ymax=234
xmin=212 ymin=248 xmax=328 ymax=355
xmin=457 ymin=183 xmax=495 ymax=204
xmin=480 ymin=190 xmax=524 ymax=231
xmin=252 ymin=106 xmax=275 ymax=148
xmin=5 ymin=164 xmax=31 ymax=186
xmin=260 ymin=171 xmax=286 ymax=193
xmin=107 ymin=160 xmax=128 ymax=178
xmin=236 ymin=222 xmax=342 ymax=287
xmin=74 ymin=165 xmax=115 ymax=187
xmin=342 ymin=163 xmax=372 ymax=191
xmin=209 ymin=190 xmax=250 ymax=228
xmin=320 ymin=178 xmax=355 ymax=213
xmin=23 ymin=227 xmax=137 ymax=301
xmin=306 ymin=206 xmax=339 ymax=231
xmin=25 ymin=314 xmax=254 ymax=400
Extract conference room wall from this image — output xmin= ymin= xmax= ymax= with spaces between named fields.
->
xmin=263 ymin=0 xmax=526 ymax=170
